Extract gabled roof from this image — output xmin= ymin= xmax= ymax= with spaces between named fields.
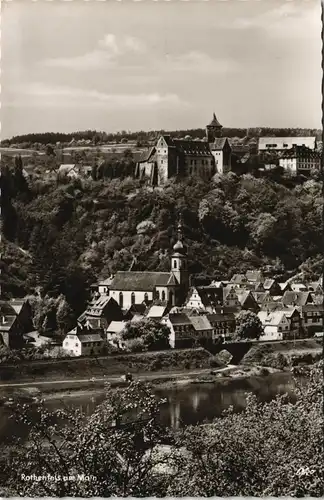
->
xmin=223 ymin=285 xmax=238 ymax=300
xmin=189 ymin=315 xmax=212 ymax=331
xmin=137 ymin=146 xmax=156 ymax=163
xmin=291 ymin=283 xmax=307 ymax=292
xmin=110 ymin=271 xmax=173 ymax=291
xmin=77 ymin=333 xmax=103 ymax=343
xmin=207 ymin=313 xmax=235 ymax=322
xmin=252 ymin=291 xmax=270 ymax=304
xmin=58 ymin=164 xmax=77 ymax=173
xmin=167 ymin=273 xmax=179 ymax=286
xmin=0 ymin=301 xmax=17 ymax=316
xmin=107 ymin=321 xmax=127 ymax=333
xmin=230 ymin=274 xmax=247 ymax=284
xmin=0 ymin=315 xmax=17 ymax=331
xmin=210 ymin=138 xmax=227 ymax=150
xmin=301 ymin=303 xmax=324 ymax=312
xmin=147 ymin=305 xmax=168 ymax=319
xmin=282 ymin=291 xmax=313 ymax=307
xmin=194 ymin=286 xmax=223 ymax=308
xmin=246 ymin=270 xmax=263 ymax=282
xmin=173 ymin=139 xmax=212 ymax=156
xmin=263 ymin=279 xmax=277 ymax=289
xmin=168 ymin=313 xmax=192 ymax=326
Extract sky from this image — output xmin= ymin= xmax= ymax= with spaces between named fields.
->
xmin=1 ymin=0 xmax=322 ymax=138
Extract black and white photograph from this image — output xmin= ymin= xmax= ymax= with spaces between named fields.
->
xmin=0 ymin=0 xmax=323 ymax=496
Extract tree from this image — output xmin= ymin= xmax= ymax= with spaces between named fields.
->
xmin=5 ymin=382 xmax=172 ymax=497
xmin=168 ymin=362 xmax=323 ymax=497
xmin=122 ymin=319 xmax=171 ymax=350
xmin=56 ymin=296 xmax=75 ymax=334
xmin=235 ymin=310 xmax=263 ymax=340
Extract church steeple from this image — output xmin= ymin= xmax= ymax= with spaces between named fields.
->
xmin=171 ymin=215 xmax=189 ymax=290
xmin=206 ymin=112 xmax=223 ymax=142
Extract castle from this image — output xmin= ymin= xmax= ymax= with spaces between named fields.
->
xmin=135 ymin=113 xmax=232 ymax=185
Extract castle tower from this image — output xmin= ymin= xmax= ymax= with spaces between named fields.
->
xmin=171 ymin=218 xmax=189 ymax=290
xmin=206 ymin=112 xmax=223 ymax=143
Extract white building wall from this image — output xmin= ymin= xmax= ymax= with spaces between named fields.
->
xmin=109 ymin=289 xmax=153 ymax=309
xmin=211 ymin=151 xmax=224 ymax=174
xmin=279 ymin=158 xmax=297 ymax=174
xmin=262 ymin=326 xmax=283 ymax=341
xmin=63 ymin=336 xmax=82 ymax=356
xmin=186 ymin=289 xmax=205 ymax=310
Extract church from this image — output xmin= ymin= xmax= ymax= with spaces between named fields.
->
xmin=107 ymin=221 xmax=190 ymax=310
xmin=135 ymin=113 xmax=232 ymax=185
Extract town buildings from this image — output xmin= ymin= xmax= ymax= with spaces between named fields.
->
xmin=258 ymin=137 xmax=317 ymax=153
xmin=279 ymin=145 xmax=321 ymax=175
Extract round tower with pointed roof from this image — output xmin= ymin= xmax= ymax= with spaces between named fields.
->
xmin=206 ymin=112 xmax=223 ymax=142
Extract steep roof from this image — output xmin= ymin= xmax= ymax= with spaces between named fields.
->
xmin=264 ymin=311 xmax=288 ymax=326
xmin=282 ymin=291 xmax=313 ymax=307
xmin=147 ymin=305 xmax=168 ymax=319
xmin=263 ymin=279 xmax=277 ymax=290
xmin=169 ymin=313 xmax=192 ymax=326
xmin=0 ymin=316 xmax=16 ymax=331
xmin=195 ymin=287 xmax=223 ymax=308
xmin=173 ymin=139 xmax=212 ymax=156
xmin=246 ymin=270 xmax=263 ymax=282
xmin=77 ymin=333 xmax=103 ymax=343
xmin=107 ymin=321 xmax=127 ymax=333
xmin=190 ymin=315 xmax=212 ymax=331
xmin=210 ymin=138 xmax=229 ymax=151
xmin=137 ymin=146 xmax=156 ymax=163
xmin=110 ymin=271 xmax=173 ymax=291
xmin=208 ymin=113 xmax=222 ymax=128
xmin=207 ymin=313 xmax=235 ymax=322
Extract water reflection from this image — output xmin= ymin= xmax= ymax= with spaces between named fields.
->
xmin=0 ymin=372 xmax=297 ymax=445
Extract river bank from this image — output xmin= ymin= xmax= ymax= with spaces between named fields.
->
xmin=0 ymin=364 xmax=283 ymax=403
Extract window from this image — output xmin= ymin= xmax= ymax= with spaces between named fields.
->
xmin=162 ymin=290 xmax=166 ymax=301
xmin=169 ymin=291 xmax=174 ymax=304
xmin=144 ymin=292 xmax=148 ymax=303
xmin=156 ymin=290 xmax=160 ymax=300
xmin=119 ymin=292 xmax=123 ymax=308
xmin=131 ymin=292 xmax=135 ymax=305
xmin=173 ymin=260 xmax=177 ymax=269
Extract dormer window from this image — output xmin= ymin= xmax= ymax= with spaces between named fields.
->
xmin=173 ymin=260 xmax=177 ymax=268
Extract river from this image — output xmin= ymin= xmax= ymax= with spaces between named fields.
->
xmin=0 ymin=371 xmax=297 ymax=445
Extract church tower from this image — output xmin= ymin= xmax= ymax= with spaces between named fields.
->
xmin=171 ymin=219 xmax=189 ymax=290
xmin=206 ymin=112 xmax=223 ymax=143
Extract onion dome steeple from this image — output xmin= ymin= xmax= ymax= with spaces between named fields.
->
xmin=173 ymin=215 xmax=187 ymax=254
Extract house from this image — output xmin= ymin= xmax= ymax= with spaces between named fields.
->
xmin=258 ymin=137 xmax=316 ymax=153
xmin=279 ymin=282 xmax=292 ymax=293
xmin=77 ymin=296 xmax=124 ymax=330
xmin=258 ymin=311 xmax=290 ymax=341
xmin=185 ymin=286 xmax=222 ymax=312
xmin=0 ymin=299 xmax=33 ymax=348
xmin=223 ymin=286 xmax=241 ymax=308
xmin=106 ymin=321 xmax=127 ymax=346
xmin=230 ymin=274 xmax=247 ymax=287
xmin=283 ymin=308 xmax=302 ymax=340
xmin=307 ymin=282 xmax=323 ymax=294
xmin=57 ymin=164 xmax=79 ymax=179
xmin=207 ymin=313 xmax=236 ymax=342
xmin=291 ymin=283 xmax=307 ymax=292
xmin=245 ymin=270 xmax=264 ymax=284
xmin=98 ymin=277 xmax=114 ymax=295
xmin=300 ymin=304 xmax=323 ymax=336
xmin=108 ymin=222 xmax=189 ymax=309
xmin=189 ymin=315 xmax=213 ymax=345
xmin=252 ymin=291 xmax=272 ymax=308
xmin=236 ymin=290 xmax=259 ymax=312
xmin=164 ymin=313 xmax=195 ymax=349
xmin=282 ymin=291 xmax=314 ymax=308
xmin=262 ymin=279 xmax=281 ymax=296
xmin=146 ymin=304 xmax=169 ymax=320
xmin=62 ymin=328 xmax=104 ymax=357
xmin=279 ymin=146 xmax=321 ymax=175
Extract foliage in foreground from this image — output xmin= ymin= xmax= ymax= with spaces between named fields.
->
xmin=3 ymin=362 xmax=323 ymax=497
